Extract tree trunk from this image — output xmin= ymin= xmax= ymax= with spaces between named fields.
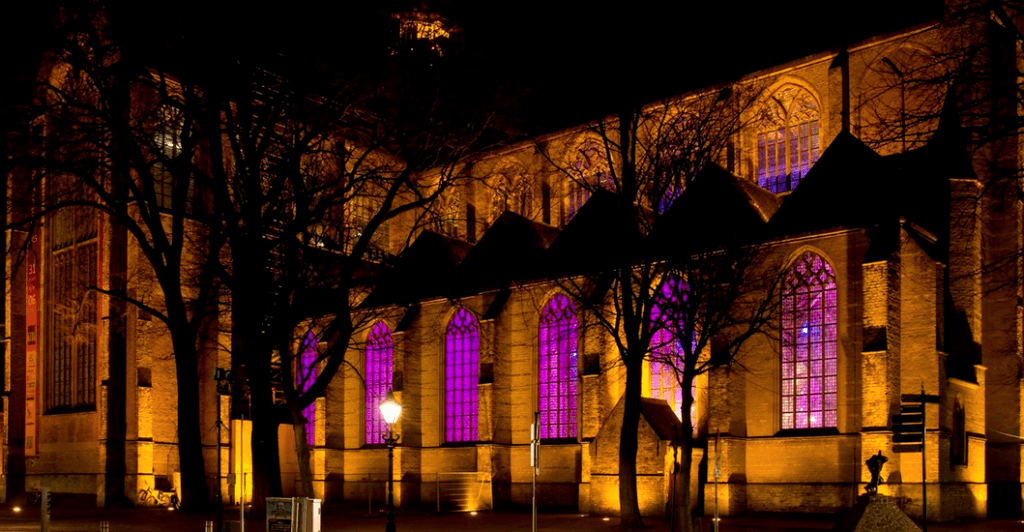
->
xmin=619 ymin=357 xmax=646 ymax=529
xmin=673 ymin=432 xmax=693 ymax=532
xmin=289 ymin=399 xmax=315 ymax=498
xmin=248 ymin=356 xmax=283 ymax=518
xmin=171 ymin=331 xmax=211 ymax=511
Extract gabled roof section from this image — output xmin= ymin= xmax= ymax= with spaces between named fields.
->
xmin=361 ymin=230 xmax=473 ymax=307
xmin=639 ymin=397 xmax=684 ymax=444
xmin=546 ymin=189 xmax=648 ymax=276
xmin=767 ymin=131 xmax=891 ymax=237
xmin=650 ymin=163 xmax=779 ymax=256
xmin=450 ymin=211 xmax=560 ymax=295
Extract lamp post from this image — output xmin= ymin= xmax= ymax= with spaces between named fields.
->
xmin=213 ymin=368 xmax=231 ymax=532
xmin=379 ymin=390 xmax=402 ymax=532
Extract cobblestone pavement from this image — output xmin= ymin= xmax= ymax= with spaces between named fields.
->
xmin=0 ymin=504 xmax=1017 ymax=532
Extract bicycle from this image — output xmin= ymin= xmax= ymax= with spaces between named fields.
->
xmin=138 ymin=486 xmax=178 ymax=509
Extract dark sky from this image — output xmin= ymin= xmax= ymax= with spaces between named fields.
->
xmin=2 ymin=0 xmax=942 ymax=132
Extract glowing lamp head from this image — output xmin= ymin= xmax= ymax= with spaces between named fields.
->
xmin=379 ymin=390 xmax=402 ymax=425
xmin=12 ymin=506 xmax=20 ymax=513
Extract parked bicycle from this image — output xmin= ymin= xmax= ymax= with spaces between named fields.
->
xmin=138 ymin=486 xmax=180 ymax=510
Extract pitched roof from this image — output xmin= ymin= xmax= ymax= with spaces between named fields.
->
xmin=649 ymin=163 xmax=779 ymax=257
xmin=767 ymin=131 xmax=892 ymax=237
xmin=361 ymin=230 xmax=473 ymax=307
xmin=450 ymin=211 xmax=560 ymax=295
xmin=545 ymin=188 xmax=648 ymax=276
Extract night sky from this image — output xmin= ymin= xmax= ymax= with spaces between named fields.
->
xmin=3 ymin=0 xmax=942 ymax=133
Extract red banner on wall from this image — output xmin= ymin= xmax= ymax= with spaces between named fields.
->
xmin=25 ymin=232 xmax=39 ymax=457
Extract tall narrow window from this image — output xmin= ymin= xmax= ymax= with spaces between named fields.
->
xmin=489 ymin=166 xmax=534 ymax=226
xmin=298 ymin=333 xmax=318 ymax=447
xmin=952 ymin=399 xmax=967 ymax=465
xmin=781 ymin=252 xmax=837 ymax=430
xmin=650 ymin=277 xmax=697 ymax=431
xmin=565 ymin=142 xmax=611 ymax=223
xmin=445 ymin=308 xmax=479 ymax=442
xmin=539 ymin=294 xmax=578 ymax=439
xmin=365 ymin=322 xmax=393 ymax=445
xmin=47 ymin=176 xmax=98 ymax=411
xmin=757 ymin=86 xmax=820 ymax=193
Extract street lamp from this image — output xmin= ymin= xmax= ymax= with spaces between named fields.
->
xmin=379 ymin=390 xmax=402 ymax=532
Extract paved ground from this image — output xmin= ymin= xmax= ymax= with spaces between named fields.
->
xmin=0 ymin=503 xmax=1018 ymax=532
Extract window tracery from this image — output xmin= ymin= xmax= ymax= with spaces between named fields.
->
xmin=757 ymin=85 xmax=820 ymax=193
xmin=781 ymin=252 xmax=837 ymax=430
xmin=539 ymin=293 xmax=578 ymax=439
xmin=566 ymin=141 xmax=611 ymax=223
xmin=365 ymin=321 xmax=393 ymax=445
xmin=489 ymin=166 xmax=533 ymax=224
xmin=445 ymin=308 xmax=479 ymax=442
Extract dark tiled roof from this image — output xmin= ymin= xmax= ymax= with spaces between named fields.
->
xmin=640 ymin=397 xmax=684 ymax=443
xmin=767 ymin=131 xmax=892 ymax=237
xmin=546 ymin=189 xmax=647 ymax=276
xmin=650 ymin=163 xmax=779 ymax=258
xmin=361 ymin=230 xmax=473 ymax=307
xmin=450 ymin=211 xmax=560 ymax=295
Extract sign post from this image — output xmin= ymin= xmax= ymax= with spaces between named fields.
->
xmin=892 ymin=387 xmax=939 ymax=532
xmin=531 ymin=412 xmax=539 ymax=532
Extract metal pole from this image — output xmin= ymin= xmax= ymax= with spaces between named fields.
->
xmin=40 ymin=487 xmax=49 ymax=532
xmin=531 ymin=412 xmax=539 ymax=532
xmin=386 ymin=426 xmax=396 ymax=532
xmin=921 ymin=384 xmax=926 ymax=532
xmin=240 ymin=414 xmax=245 ymax=532
xmin=215 ymin=420 xmax=222 ymax=528
xmin=714 ymin=432 xmax=720 ymax=532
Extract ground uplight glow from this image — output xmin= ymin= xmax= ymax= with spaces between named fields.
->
xmin=12 ymin=507 xmax=20 ymax=513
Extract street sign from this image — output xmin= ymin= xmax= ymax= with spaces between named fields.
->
xmin=892 ymin=402 xmax=925 ymax=444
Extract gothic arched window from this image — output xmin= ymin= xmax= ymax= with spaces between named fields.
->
xmin=433 ymin=191 xmax=461 ymax=238
xmin=445 ymin=307 xmax=479 ymax=442
xmin=757 ymin=86 xmax=821 ymax=193
xmin=650 ymin=277 xmax=696 ymax=429
xmin=781 ymin=252 xmax=837 ymax=430
xmin=365 ymin=321 xmax=393 ymax=445
xmin=566 ymin=142 xmax=611 ymax=223
xmin=298 ymin=333 xmax=318 ymax=447
xmin=490 ymin=166 xmax=534 ymax=224
xmin=539 ymin=294 xmax=578 ymax=439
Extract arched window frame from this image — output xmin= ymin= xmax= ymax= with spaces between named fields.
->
xmin=565 ymin=141 xmax=611 ymax=224
xmin=444 ymin=307 xmax=480 ymax=443
xmin=538 ymin=293 xmax=579 ymax=439
xmin=757 ymin=85 xmax=821 ymax=194
xmin=649 ymin=277 xmax=697 ymax=431
xmin=781 ymin=251 xmax=838 ymax=430
xmin=365 ymin=321 xmax=394 ymax=445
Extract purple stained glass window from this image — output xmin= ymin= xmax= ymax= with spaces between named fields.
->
xmin=650 ymin=278 xmax=697 ymax=432
xmin=781 ymin=252 xmax=837 ymax=430
xmin=445 ymin=307 xmax=479 ymax=442
xmin=299 ymin=333 xmax=318 ymax=447
xmin=539 ymin=294 xmax=578 ymax=439
xmin=365 ymin=321 xmax=393 ymax=445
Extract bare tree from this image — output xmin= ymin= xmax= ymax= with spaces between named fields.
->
xmin=539 ymin=85 xmax=773 ymax=530
xmin=9 ymin=2 xmax=503 ymax=514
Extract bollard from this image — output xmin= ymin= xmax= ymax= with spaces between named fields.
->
xmin=100 ymin=521 xmax=110 ymax=532
xmin=205 ymin=521 xmax=214 ymax=532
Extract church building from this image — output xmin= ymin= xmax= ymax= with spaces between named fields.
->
xmin=2 ymin=0 xmax=1018 ymax=524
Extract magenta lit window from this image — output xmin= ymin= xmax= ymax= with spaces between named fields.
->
xmin=539 ymin=294 xmax=578 ymax=439
xmin=445 ymin=307 xmax=479 ymax=442
xmin=650 ymin=277 xmax=695 ymax=431
xmin=299 ymin=333 xmax=318 ymax=447
xmin=781 ymin=252 xmax=838 ymax=430
xmin=365 ymin=321 xmax=394 ymax=445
